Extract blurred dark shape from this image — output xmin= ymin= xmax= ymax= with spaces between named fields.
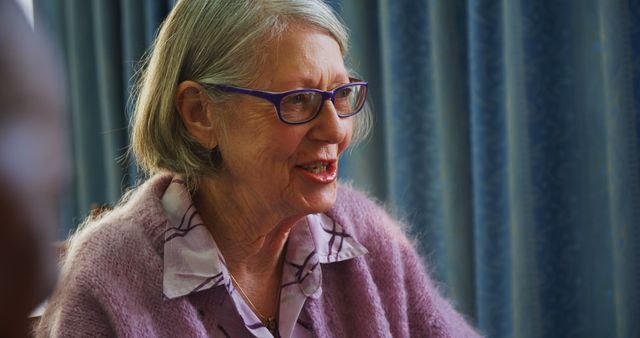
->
xmin=0 ymin=0 xmax=68 ymax=337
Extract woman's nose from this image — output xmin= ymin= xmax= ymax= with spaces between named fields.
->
xmin=306 ymin=99 xmax=351 ymax=144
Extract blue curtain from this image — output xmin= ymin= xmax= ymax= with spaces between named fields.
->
xmin=339 ymin=0 xmax=640 ymax=337
xmin=34 ymin=0 xmax=175 ymax=231
xmin=36 ymin=0 xmax=640 ymax=337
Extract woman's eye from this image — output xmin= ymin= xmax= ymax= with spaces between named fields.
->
xmin=336 ymin=87 xmax=352 ymax=98
xmin=290 ymin=94 xmax=305 ymax=104
xmin=284 ymin=93 xmax=311 ymax=106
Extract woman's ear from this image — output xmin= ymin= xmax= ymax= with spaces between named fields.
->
xmin=175 ymin=80 xmax=218 ymax=149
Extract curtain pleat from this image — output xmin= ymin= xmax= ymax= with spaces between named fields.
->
xmin=64 ymin=0 xmax=107 ymax=222
xmin=467 ymin=1 xmax=513 ymax=334
xmin=426 ymin=0 xmax=476 ymax=319
xmin=92 ymin=0 xmax=126 ymax=202
xmin=34 ymin=0 xmax=640 ymax=337
xmin=334 ymin=0 xmax=389 ymax=202
xmin=598 ymin=1 xmax=640 ymax=336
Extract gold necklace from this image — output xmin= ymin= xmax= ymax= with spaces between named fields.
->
xmin=229 ymin=272 xmax=281 ymax=335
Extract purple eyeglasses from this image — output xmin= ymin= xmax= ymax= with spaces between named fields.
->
xmin=202 ymin=78 xmax=368 ymax=125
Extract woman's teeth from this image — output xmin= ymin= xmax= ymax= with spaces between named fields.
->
xmin=302 ymin=162 xmax=328 ymax=174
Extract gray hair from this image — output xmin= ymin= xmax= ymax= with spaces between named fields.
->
xmin=131 ymin=0 xmax=371 ymax=191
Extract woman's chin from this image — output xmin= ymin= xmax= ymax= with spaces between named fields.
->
xmin=291 ymin=183 xmax=338 ymax=216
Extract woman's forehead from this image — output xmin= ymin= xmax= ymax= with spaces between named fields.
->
xmin=255 ymin=25 xmax=348 ymax=90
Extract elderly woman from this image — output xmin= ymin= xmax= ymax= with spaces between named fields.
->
xmin=38 ymin=1 xmax=480 ymax=337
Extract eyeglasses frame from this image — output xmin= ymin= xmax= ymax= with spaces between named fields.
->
xmin=202 ymin=78 xmax=368 ymax=125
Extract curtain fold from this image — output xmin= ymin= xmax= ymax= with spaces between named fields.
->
xmin=93 ymin=0 xmax=126 ymax=202
xmin=35 ymin=0 xmax=174 ymax=225
xmin=35 ymin=0 xmax=640 ymax=337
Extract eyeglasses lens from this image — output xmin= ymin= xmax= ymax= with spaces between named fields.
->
xmin=279 ymin=84 xmax=366 ymax=123
xmin=280 ymin=92 xmax=322 ymax=123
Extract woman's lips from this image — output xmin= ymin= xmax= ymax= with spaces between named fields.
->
xmin=295 ymin=160 xmax=338 ymax=183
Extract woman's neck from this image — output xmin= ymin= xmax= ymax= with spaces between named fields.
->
xmin=193 ymin=178 xmax=299 ymax=277
xmin=193 ymin=179 xmax=299 ymax=322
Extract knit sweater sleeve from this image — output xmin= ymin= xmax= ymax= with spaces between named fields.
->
xmin=35 ymin=208 xmax=174 ymax=338
xmin=36 ymin=287 xmax=115 ymax=337
xmin=36 ymin=175 xmax=203 ymax=338
xmin=394 ymin=218 xmax=481 ymax=337
xmin=35 ymin=237 xmax=117 ymax=337
xmin=329 ymin=185 xmax=482 ymax=337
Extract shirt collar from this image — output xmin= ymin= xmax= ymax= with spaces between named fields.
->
xmin=161 ymin=177 xmax=368 ymax=300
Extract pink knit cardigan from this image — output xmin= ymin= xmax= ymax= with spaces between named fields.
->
xmin=36 ymin=174 xmax=481 ymax=337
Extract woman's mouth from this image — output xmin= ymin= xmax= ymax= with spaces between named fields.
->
xmin=296 ymin=160 xmax=338 ymax=183
xmin=300 ymin=162 xmax=329 ymax=174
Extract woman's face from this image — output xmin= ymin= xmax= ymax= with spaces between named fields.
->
xmin=212 ymin=25 xmax=353 ymax=223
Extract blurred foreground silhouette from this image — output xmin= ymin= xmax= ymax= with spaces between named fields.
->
xmin=0 ymin=0 xmax=68 ymax=336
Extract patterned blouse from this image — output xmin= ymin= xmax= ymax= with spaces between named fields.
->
xmin=161 ymin=177 xmax=369 ymax=338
